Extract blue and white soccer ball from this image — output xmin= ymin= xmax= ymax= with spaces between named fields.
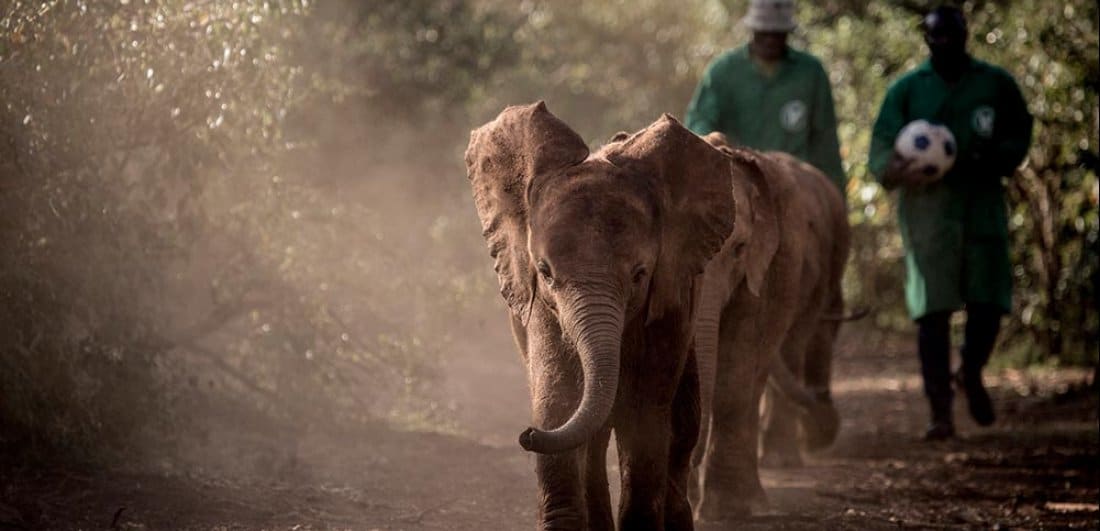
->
xmin=894 ymin=120 xmax=957 ymax=182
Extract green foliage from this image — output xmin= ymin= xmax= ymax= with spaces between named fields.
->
xmin=794 ymin=2 xmax=922 ymax=331
xmin=0 ymin=0 xmax=436 ymax=460
xmin=466 ymin=0 xmax=732 ymax=140
xmin=972 ymin=0 xmax=1099 ymax=364
xmin=795 ymin=0 xmax=1098 ymax=361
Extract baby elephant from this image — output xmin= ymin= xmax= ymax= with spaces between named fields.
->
xmin=690 ymin=132 xmax=850 ymax=521
xmin=465 ymin=102 xmax=737 ymax=531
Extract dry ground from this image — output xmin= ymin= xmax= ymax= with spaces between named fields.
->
xmin=2 ymin=326 xmax=1096 ymax=530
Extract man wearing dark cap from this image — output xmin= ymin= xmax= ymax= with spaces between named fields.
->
xmin=869 ymin=5 xmax=1033 ymax=440
xmin=685 ymin=0 xmax=846 ymax=192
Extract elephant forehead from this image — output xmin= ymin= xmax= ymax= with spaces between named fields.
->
xmin=533 ymin=186 xmax=654 ymax=241
xmin=534 ymin=165 xmax=655 ymax=218
xmin=529 ymin=190 xmax=651 ymax=262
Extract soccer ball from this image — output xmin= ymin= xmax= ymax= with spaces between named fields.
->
xmin=894 ymin=120 xmax=957 ymax=182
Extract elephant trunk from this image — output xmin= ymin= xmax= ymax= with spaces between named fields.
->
xmin=690 ymin=308 xmax=721 ymax=469
xmin=519 ymin=296 xmax=623 ymax=454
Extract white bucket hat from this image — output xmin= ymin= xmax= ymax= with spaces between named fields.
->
xmin=742 ymin=0 xmax=797 ymax=32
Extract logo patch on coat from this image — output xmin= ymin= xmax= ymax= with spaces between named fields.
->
xmin=972 ymin=106 xmax=995 ymax=137
xmin=780 ymin=100 xmax=807 ymax=132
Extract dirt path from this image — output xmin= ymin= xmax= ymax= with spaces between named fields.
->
xmin=2 ymin=327 xmax=1096 ymax=530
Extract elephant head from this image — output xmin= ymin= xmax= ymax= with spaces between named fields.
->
xmin=466 ymin=102 xmax=735 ymax=454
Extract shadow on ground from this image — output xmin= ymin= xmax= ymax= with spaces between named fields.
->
xmin=2 ymin=329 xmax=1096 ymax=530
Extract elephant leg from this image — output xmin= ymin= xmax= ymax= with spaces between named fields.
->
xmin=615 ymin=340 xmax=685 ymax=531
xmin=534 ymin=450 xmax=586 ymax=530
xmin=525 ymin=321 xmax=588 ymax=530
xmin=614 ymin=402 xmax=672 ymax=531
xmin=665 ymin=353 xmax=700 ymax=531
xmin=760 ymin=390 xmax=802 ymax=467
xmin=802 ymin=311 xmax=841 ymax=451
xmin=584 ymin=425 xmax=614 ymax=531
xmin=760 ymin=324 xmax=813 ymax=468
xmin=696 ymin=315 xmax=771 ymax=521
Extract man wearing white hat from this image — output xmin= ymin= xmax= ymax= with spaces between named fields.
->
xmin=686 ymin=0 xmax=846 ymax=192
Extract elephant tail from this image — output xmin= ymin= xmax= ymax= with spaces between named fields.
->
xmin=766 ymin=356 xmax=819 ymax=412
xmin=767 ymin=356 xmax=840 ymax=448
xmin=819 ymin=305 xmax=872 ymax=322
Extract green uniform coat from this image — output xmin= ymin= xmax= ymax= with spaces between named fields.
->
xmin=868 ymin=57 xmax=1033 ymax=320
xmin=685 ymin=45 xmax=847 ymax=191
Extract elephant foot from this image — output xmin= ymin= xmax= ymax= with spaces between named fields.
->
xmin=760 ymin=428 xmax=804 ymax=468
xmin=695 ymin=483 xmax=769 ymax=522
xmin=759 ymin=447 xmax=803 ymax=469
xmin=802 ymin=402 xmax=840 ymax=451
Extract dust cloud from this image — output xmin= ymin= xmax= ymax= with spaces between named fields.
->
xmin=0 ymin=0 xmax=530 ymax=495
xmin=155 ymin=67 xmax=534 ymax=483
xmin=2 ymin=3 xmax=1095 ymax=530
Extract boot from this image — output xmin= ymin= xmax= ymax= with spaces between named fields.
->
xmin=917 ymin=311 xmax=955 ymax=441
xmin=923 ymin=390 xmax=955 ymax=441
xmin=955 ymin=367 xmax=995 ymax=426
xmin=958 ymin=304 xmax=1000 ymax=427
xmin=923 ymin=419 xmax=955 ymax=441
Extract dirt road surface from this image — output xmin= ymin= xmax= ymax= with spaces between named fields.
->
xmin=2 ymin=326 xmax=1096 ymax=530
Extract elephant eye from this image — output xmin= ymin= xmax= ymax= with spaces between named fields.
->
xmin=632 ymin=264 xmax=647 ymax=284
xmin=537 ymin=259 xmax=555 ymax=286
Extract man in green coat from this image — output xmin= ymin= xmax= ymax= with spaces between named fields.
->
xmin=685 ymin=0 xmax=846 ymax=192
xmin=869 ymin=6 xmax=1033 ymax=440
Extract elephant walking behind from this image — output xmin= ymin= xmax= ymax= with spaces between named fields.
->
xmin=690 ymin=134 xmax=850 ymax=521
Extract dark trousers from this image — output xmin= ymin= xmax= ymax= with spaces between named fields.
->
xmin=916 ymin=304 xmax=1002 ymax=422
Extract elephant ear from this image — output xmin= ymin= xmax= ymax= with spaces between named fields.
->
xmin=465 ymin=102 xmax=590 ymax=323
xmin=608 ymin=131 xmax=631 ymax=143
xmin=702 ymin=131 xmax=735 ymax=152
xmin=605 ymin=114 xmax=736 ymax=324
xmin=726 ymin=148 xmax=781 ymax=297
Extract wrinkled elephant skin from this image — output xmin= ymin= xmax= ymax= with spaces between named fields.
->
xmin=465 ymin=102 xmax=738 ymax=530
xmin=689 ymin=134 xmax=849 ymax=522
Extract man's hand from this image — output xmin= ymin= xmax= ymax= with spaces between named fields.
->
xmin=882 ymin=150 xmax=938 ymax=190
